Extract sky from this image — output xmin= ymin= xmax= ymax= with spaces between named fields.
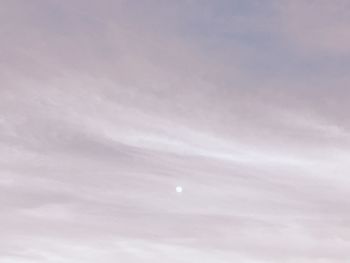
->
xmin=1 ymin=0 xmax=350 ymax=262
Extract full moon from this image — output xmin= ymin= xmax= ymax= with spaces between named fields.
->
xmin=176 ymin=186 xmax=183 ymax=193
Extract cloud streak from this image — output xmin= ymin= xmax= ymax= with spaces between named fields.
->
xmin=1 ymin=0 xmax=350 ymax=262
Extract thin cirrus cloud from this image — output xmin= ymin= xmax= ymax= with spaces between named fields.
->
xmin=1 ymin=0 xmax=350 ymax=262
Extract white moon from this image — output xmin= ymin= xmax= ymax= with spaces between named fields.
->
xmin=176 ymin=186 xmax=183 ymax=193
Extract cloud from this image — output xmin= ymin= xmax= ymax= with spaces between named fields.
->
xmin=1 ymin=0 xmax=350 ymax=262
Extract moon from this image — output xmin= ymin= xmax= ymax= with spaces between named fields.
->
xmin=176 ymin=186 xmax=183 ymax=193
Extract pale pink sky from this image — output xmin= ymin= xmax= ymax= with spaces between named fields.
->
xmin=1 ymin=1 xmax=350 ymax=262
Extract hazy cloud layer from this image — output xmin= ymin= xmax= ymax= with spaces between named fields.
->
xmin=1 ymin=1 xmax=350 ymax=262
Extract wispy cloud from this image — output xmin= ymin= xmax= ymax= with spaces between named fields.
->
xmin=1 ymin=0 xmax=350 ymax=262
